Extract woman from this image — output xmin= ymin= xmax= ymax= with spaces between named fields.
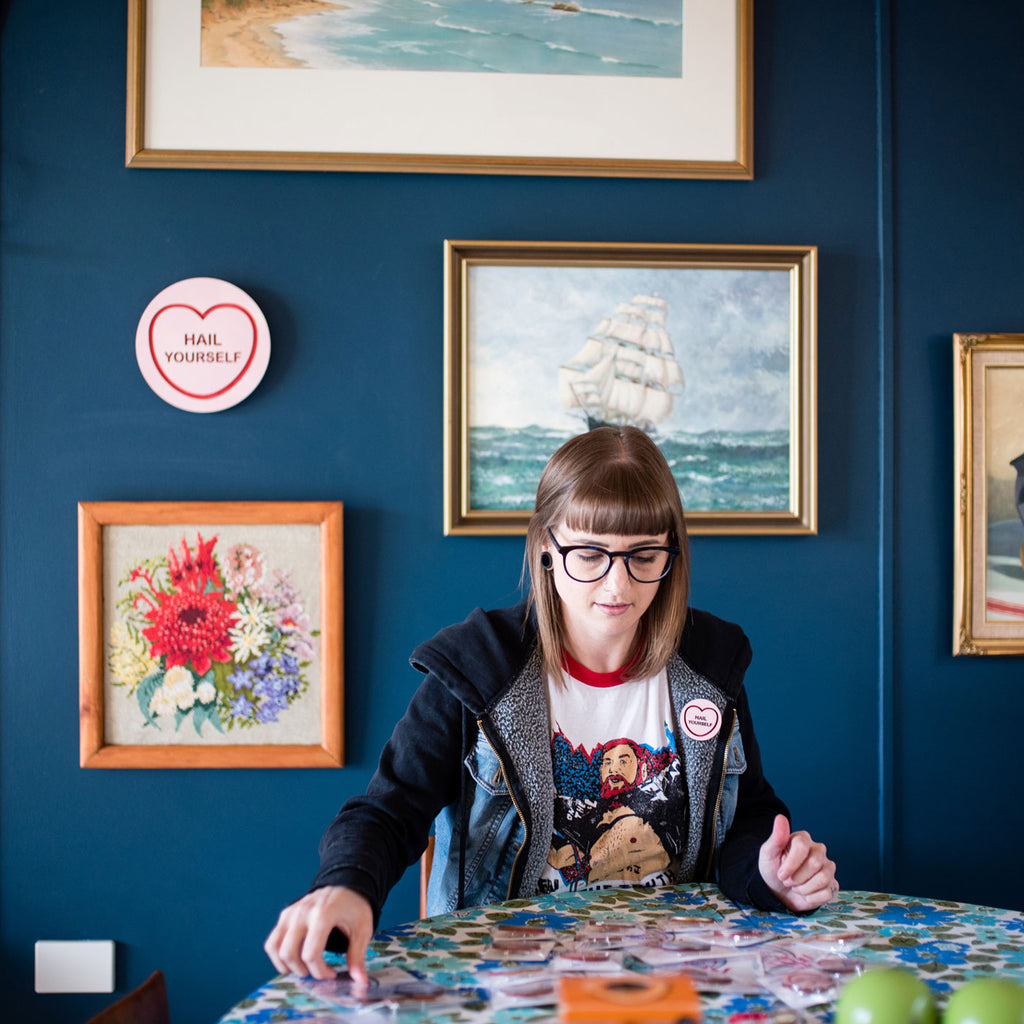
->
xmin=265 ymin=427 xmax=837 ymax=983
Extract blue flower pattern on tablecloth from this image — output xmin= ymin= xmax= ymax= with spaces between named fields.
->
xmin=232 ymin=1009 xmax=319 ymax=1023
xmin=217 ymin=888 xmax=1024 ymax=1024
xmin=873 ymin=903 xmax=960 ymax=927
xmin=381 ymin=930 xmax=464 ymax=955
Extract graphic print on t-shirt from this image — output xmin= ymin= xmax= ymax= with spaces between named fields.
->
xmin=538 ymin=704 xmax=690 ymax=894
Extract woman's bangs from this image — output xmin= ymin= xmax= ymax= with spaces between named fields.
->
xmin=563 ymin=469 xmax=674 ymax=538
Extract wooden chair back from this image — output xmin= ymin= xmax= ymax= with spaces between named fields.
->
xmin=84 ymin=970 xmax=170 ymax=1024
xmin=419 ymin=835 xmax=435 ymax=918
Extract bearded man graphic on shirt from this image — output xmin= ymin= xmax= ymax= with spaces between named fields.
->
xmin=546 ymin=736 xmax=685 ymax=889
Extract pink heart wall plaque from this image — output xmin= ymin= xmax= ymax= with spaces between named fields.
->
xmin=136 ymin=278 xmax=270 ymax=412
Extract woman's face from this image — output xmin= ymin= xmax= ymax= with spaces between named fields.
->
xmin=544 ymin=521 xmax=668 ymax=663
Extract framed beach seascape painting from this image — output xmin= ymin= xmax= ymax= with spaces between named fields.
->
xmin=444 ymin=241 xmax=817 ymax=536
xmin=953 ymin=334 xmax=1024 ymax=655
xmin=127 ymin=0 xmax=752 ymax=178
xmin=79 ymin=501 xmax=344 ymax=767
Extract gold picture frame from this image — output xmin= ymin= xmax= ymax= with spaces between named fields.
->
xmin=127 ymin=0 xmax=752 ymax=179
xmin=444 ymin=240 xmax=817 ymax=536
xmin=79 ymin=501 xmax=344 ymax=767
xmin=953 ymin=333 xmax=1024 ymax=655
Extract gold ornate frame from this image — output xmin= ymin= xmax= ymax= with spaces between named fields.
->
xmin=953 ymin=333 xmax=1024 ymax=654
xmin=444 ymin=240 xmax=817 ymax=536
xmin=127 ymin=0 xmax=752 ymax=179
xmin=79 ymin=501 xmax=344 ymax=767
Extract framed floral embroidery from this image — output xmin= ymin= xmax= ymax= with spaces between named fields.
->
xmin=78 ymin=501 xmax=343 ymax=767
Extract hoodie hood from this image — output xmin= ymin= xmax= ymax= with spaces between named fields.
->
xmin=409 ymin=598 xmax=539 ymax=715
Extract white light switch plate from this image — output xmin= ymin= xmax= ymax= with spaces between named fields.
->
xmin=34 ymin=940 xmax=115 ymax=993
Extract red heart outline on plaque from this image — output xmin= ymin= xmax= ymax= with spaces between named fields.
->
xmin=149 ymin=303 xmax=258 ymax=399
xmin=682 ymin=701 xmax=721 ymax=739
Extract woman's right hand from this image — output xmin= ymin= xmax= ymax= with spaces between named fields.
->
xmin=264 ymin=886 xmax=373 ymax=983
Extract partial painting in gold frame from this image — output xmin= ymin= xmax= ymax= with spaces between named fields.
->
xmin=953 ymin=334 xmax=1024 ymax=655
xmin=444 ymin=241 xmax=817 ymax=536
xmin=127 ymin=0 xmax=752 ymax=179
xmin=79 ymin=501 xmax=344 ymax=767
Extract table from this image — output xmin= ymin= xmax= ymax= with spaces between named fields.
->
xmin=218 ymin=885 xmax=1024 ymax=1023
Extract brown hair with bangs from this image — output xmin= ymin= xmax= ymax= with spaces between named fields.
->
xmin=525 ymin=426 xmax=691 ymax=682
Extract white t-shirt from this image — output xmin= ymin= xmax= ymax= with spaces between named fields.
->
xmin=537 ymin=652 xmax=690 ymax=895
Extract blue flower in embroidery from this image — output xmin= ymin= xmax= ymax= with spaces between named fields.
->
xmin=228 ymin=668 xmax=255 ymax=691
xmin=254 ymin=674 xmax=287 ymax=700
xmin=253 ymin=697 xmax=281 ymax=723
xmin=229 ymin=696 xmax=254 ymax=720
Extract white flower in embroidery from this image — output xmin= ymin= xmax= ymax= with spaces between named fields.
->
xmin=234 ymin=597 xmax=274 ymax=633
xmin=229 ymin=598 xmax=273 ymax=661
xmin=149 ymin=684 xmax=178 ymax=718
xmin=163 ymin=665 xmax=196 ymax=710
xmin=229 ymin=625 xmax=271 ymax=662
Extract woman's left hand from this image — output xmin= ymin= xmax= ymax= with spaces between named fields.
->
xmin=758 ymin=813 xmax=839 ymax=912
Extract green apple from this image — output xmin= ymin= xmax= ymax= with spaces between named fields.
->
xmin=944 ymin=977 xmax=1024 ymax=1024
xmin=835 ymin=967 xmax=938 ymax=1024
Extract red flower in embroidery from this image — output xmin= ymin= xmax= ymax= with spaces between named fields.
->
xmin=142 ymin=535 xmax=237 ymax=676
xmin=168 ymin=533 xmax=222 ymax=591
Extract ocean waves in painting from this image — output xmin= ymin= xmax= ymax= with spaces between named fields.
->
xmin=276 ymin=0 xmax=683 ymax=77
xmin=470 ymin=425 xmax=792 ymax=513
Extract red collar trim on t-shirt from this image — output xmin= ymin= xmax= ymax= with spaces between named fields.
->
xmin=561 ymin=646 xmax=642 ymax=688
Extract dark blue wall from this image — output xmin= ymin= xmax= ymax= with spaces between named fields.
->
xmin=2 ymin=1 xmax=1021 ymax=1021
xmin=889 ymin=2 xmax=1024 ymax=900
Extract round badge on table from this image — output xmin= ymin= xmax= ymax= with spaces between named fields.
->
xmin=135 ymin=277 xmax=271 ymax=413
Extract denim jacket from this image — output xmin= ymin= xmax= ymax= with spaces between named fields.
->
xmin=312 ymin=600 xmax=791 ymax=941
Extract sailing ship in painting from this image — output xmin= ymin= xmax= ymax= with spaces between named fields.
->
xmin=557 ymin=294 xmax=684 ymax=433
xmin=468 ymin=279 xmax=792 ymax=516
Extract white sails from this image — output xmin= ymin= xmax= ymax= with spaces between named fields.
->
xmin=558 ymin=294 xmax=684 ymax=432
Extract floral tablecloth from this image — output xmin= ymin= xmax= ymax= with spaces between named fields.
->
xmin=218 ymin=885 xmax=1024 ymax=1023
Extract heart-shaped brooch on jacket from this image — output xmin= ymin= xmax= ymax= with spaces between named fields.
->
xmin=680 ymin=700 xmax=722 ymax=741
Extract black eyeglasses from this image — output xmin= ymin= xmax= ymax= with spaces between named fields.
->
xmin=546 ymin=527 xmax=679 ymax=584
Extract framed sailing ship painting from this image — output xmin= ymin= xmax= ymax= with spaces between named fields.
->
xmin=444 ymin=241 xmax=817 ymax=536
xmin=79 ymin=501 xmax=344 ymax=767
xmin=953 ymin=333 xmax=1024 ymax=655
xmin=127 ymin=0 xmax=751 ymax=178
